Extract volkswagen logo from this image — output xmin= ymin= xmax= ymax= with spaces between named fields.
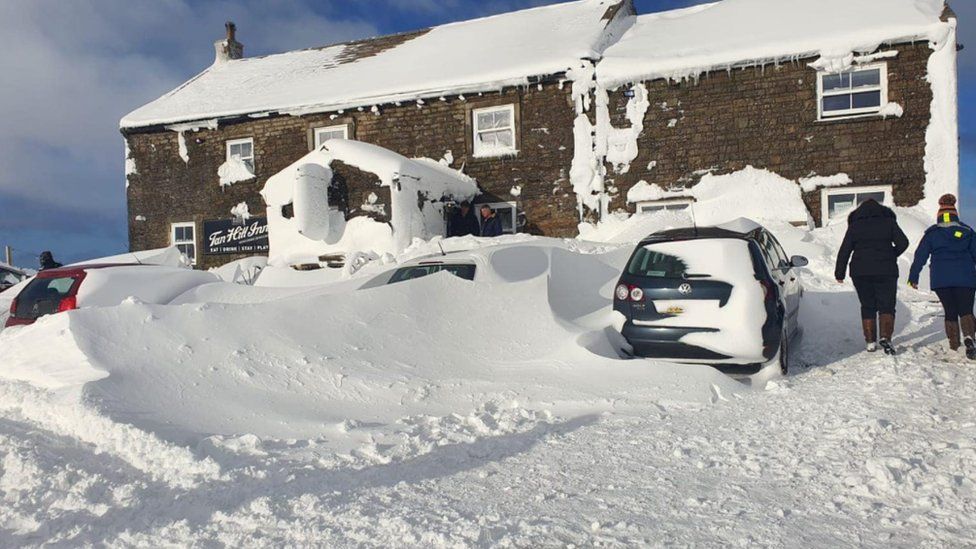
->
xmin=678 ymin=283 xmax=693 ymax=295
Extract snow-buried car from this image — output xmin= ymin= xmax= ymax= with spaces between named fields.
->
xmin=614 ymin=219 xmax=807 ymax=374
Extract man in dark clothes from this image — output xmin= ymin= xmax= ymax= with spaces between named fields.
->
xmin=448 ymin=201 xmax=480 ymax=237
xmin=835 ymin=199 xmax=910 ymax=354
xmin=479 ymin=205 xmax=504 ymax=237
xmin=38 ymin=251 xmax=62 ymax=271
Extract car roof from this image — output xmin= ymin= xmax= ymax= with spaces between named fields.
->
xmin=35 ymin=263 xmax=145 ymax=277
xmin=399 ymin=259 xmax=477 ymax=266
xmin=639 ymin=226 xmax=761 ymax=245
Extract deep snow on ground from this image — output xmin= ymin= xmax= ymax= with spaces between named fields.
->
xmin=1 ymin=216 xmax=975 ymax=546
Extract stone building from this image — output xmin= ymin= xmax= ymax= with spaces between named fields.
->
xmin=122 ymin=0 xmax=958 ymax=269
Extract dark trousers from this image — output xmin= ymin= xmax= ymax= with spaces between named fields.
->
xmin=934 ymin=287 xmax=976 ymax=322
xmin=852 ymin=276 xmax=898 ymax=319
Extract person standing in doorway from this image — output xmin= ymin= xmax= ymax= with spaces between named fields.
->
xmin=908 ymin=194 xmax=976 ymax=360
xmin=448 ymin=201 xmax=480 ymax=237
xmin=479 ymin=205 xmax=503 ymax=237
xmin=835 ymin=198 xmax=910 ymax=355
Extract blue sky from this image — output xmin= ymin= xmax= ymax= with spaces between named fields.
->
xmin=0 ymin=0 xmax=972 ymax=266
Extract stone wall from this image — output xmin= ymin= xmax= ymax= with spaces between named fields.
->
xmin=125 ymin=84 xmax=578 ymax=269
xmin=602 ymin=43 xmax=933 ymax=225
xmin=125 ymin=42 xmax=936 ymax=268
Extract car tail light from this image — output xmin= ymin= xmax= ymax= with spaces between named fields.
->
xmin=759 ymin=279 xmax=775 ymax=302
xmin=615 ymin=284 xmax=630 ymax=301
xmin=57 ymin=296 xmax=77 ymax=313
xmin=9 ymin=297 xmax=17 ymax=316
xmin=629 ymin=287 xmax=644 ymax=302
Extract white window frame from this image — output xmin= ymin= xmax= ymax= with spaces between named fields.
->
xmin=475 ymin=201 xmax=518 ymax=234
xmin=171 ymin=222 xmax=197 ymax=265
xmin=226 ymin=138 xmax=255 ymax=172
xmin=313 ymin=124 xmax=349 ymax=148
xmin=817 ymin=62 xmax=888 ymax=121
xmin=821 ymin=185 xmax=893 ymax=224
xmin=636 ymin=198 xmax=694 ymax=215
xmin=472 ymin=104 xmax=518 ymax=158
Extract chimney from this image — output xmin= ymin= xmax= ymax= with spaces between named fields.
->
xmin=214 ymin=21 xmax=244 ymax=63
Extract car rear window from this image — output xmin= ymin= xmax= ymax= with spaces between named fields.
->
xmin=626 ymin=248 xmax=689 ymax=278
xmin=388 ymin=264 xmax=476 ymax=284
xmin=14 ymin=276 xmax=78 ymax=319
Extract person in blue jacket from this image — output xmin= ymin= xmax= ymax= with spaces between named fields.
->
xmin=479 ymin=204 xmax=504 ymax=237
xmin=908 ymin=194 xmax=976 ymax=360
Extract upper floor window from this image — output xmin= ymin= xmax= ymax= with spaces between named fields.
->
xmin=171 ymin=222 xmax=197 ymax=265
xmin=822 ymin=185 xmax=893 ymax=223
xmin=226 ymin=138 xmax=254 ymax=171
xmin=472 ymin=105 xmax=517 ymax=158
xmin=314 ymin=125 xmax=349 ymax=148
xmin=817 ymin=63 xmax=887 ymax=120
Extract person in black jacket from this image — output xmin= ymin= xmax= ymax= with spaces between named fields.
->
xmin=447 ymin=202 xmax=480 ymax=237
xmin=479 ymin=205 xmax=504 ymax=237
xmin=835 ymin=199 xmax=910 ymax=354
xmin=38 ymin=251 xmax=63 ymax=271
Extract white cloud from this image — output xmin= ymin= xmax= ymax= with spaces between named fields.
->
xmin=0 ymin=0 xmax=377 ymax=258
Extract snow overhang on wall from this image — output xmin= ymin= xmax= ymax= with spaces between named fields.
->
xmin=596 ymin=0 xmax=950 ymax=87
xmin=120 ymin=0 xmax=633 ymax=130
xmin=260 ymin=140 xmax=479 ymax=265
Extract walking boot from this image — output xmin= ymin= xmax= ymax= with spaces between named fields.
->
xmin=862 ymin=318 xmax=877 ymax=352
xmin=945 ymin=321 xmax=961 ymax=351
xmin=961 ymin=315 xmax=976 ymax=360
xmin=879 ymin=313 xmax=897 ymax=356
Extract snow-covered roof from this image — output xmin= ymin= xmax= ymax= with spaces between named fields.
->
xmin=597 ymin=0 xmax=951 ymax=87
xmin=121 ymin=0 xmax=632 ymax=129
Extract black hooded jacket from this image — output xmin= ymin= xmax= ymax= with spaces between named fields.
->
xmin=835 ymin=200 xmax=910 ymax=280
xmin=39 ymin=251 xmax=62 ymax=271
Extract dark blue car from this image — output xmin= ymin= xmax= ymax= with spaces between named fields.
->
xmin=614 ymin=221 xmax=807 ymax=375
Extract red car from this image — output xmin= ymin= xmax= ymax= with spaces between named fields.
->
xmin=5 ymin=263 xmax=217 ymax=328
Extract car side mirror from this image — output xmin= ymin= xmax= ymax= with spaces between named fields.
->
xmin=790 ymin=255 xmax=809 ymax=268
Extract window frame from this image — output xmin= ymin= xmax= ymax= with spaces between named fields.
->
xmin=313 ymin=124 xmax=350 ymax=148
xmin=635 ymin=198 xmax=694 ymax=214
xmin=821 ymin=185 xmax=894 ymax=224
xmin=171 ymin=221 xmax=198 ymax=265
xmin=474 ymin=201 xmax=518 ymax=234
xmin=471 ymin=104 xmax=518 ymax=158
xmin=225 ymin=137 xmax=255 ymax=172
xmin=816 ymin=62 xmax=888 ymax=121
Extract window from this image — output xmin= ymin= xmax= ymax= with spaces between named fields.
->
xmin=822 ymin=185 xmax=893 ymax=223
xmin=388 ymin=264 xmax=477 ymax=285
xmin=472 ymin=105 xmax=517 ymax=157
xmin=171 ymin=222 xmax=197 ymax=265
xmin=636 ymin=199 xmax=694 ymax=215
xmin=626 ymin=248 xmax=689 ymax=279
xmin=226 ymin=138 xmax=254 ymax=171
xmin=817 ymin=63 xmax=887 ymax=119
xmin=314 ymin=125 xmax=349 ymax=148
xmin=475 ymin=202 xmax=518 ymax=234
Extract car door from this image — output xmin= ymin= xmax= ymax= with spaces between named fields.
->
xmin=765 ymin=231 xmax=801 ymax=334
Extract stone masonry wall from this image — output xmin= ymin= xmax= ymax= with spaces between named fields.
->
xmin=602 ymin=42 xmax=933 ymax=225
xmin=125 ymin=84 xmax=577 ymax=269
xmin=126 ymin=42 xmax=935 ymax=269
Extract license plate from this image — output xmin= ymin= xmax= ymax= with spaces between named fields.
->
xmin=665 ymin=306 xmax=684 ymax=315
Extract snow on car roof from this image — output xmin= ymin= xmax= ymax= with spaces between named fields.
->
xmin=121 ymin=0 xmax=631 ymax=129
xmin=596 ymin=0 xmax=950 ymax=87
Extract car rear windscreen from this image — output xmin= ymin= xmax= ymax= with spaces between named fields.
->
xmin=626 ymin=248 xmax=689 ymax=278
xmin=14 ymin=277 xmax=76 ymax=319
xmin=389 ymin=264 xmax=476 ymax=284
